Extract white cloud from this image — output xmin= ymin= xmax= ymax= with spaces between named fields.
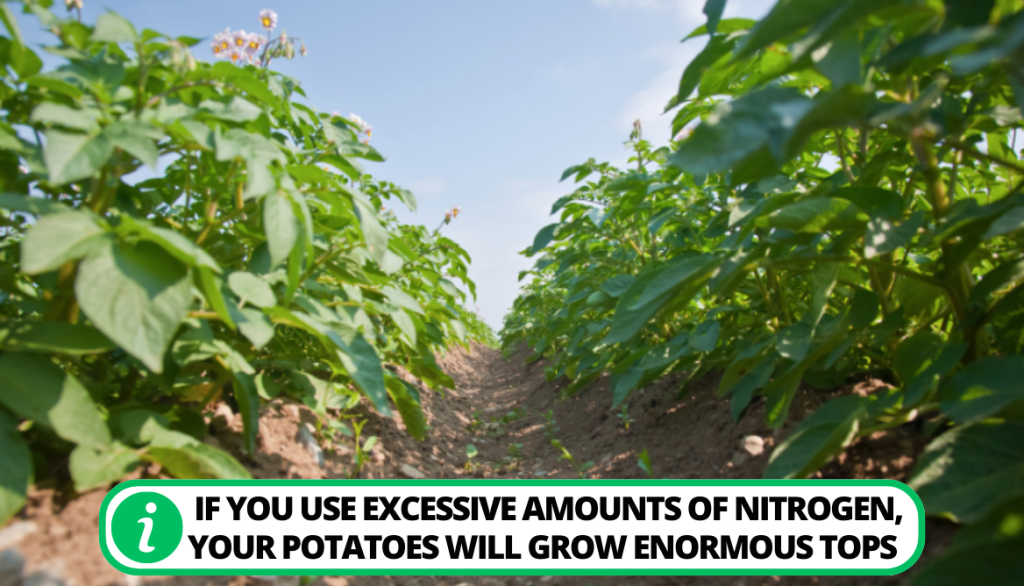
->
xmin=615 ymin=0 xmax=775 ymax=145
xmin=408 ymin=176 xmax=450 ymax=195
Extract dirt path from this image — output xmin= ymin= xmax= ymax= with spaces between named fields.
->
xmin=1 ymin=343 xmax=954 ymax=586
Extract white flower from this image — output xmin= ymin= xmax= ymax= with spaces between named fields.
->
xmin=350 ymin=113 xmax=373 ymax=142
xmin=231 ymin=29 xmax=249 ymax=51
xmin=212 ymin=29 xmax=232 ymax=56
xmin=245 ymin=32 xmax=265 ymax=54
xmin=258 ymin=9 xmax=278 ymax=30
xmin=228 ymin=47 xmax=247 ymax=64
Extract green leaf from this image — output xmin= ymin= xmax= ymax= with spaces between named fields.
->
xmin=832 ymin=187 xmax=903 ymax=220
xmin=263 ymin=193 xmax=298 ymax=269
xmin=767 ymin=198 xmax=865 ymax=232
xmin=894 ymin=331 xmax=947 ymax=384
xmin=200 ymin=97 xmax=262 ymax=123
xmin=231 ymin=306 xmax=274 ymax=350
xmin=531 ymin=223 xmax=559 ymax=255
xmin=940 ymin=356 xmax=1024 ymax=425
xmin=144 ymin=442 xmax=251 ymax=480
xmin=703 ymin=0 xmax=727 ymax=35
xmin=0 ymin=352 xmax=111 ymax=449
xmin=611 ymin=368 xmax=644 ymax=408
xmin=103 ymin=119 xmax=162 ymax=168
xmin=76 ymin=239 xmax=192 ymax=373
xmin=905 ymin=494 xmax=1024 ymax=586
xmin=382 ymin=286 xmax=425 ymax=315
xmin=196 ymin=267 xmax=236 ymax=330
xmin=603 ymin=270 xmax=675 ymax=346
xmin=989 ymin=285 xmax=1024 ymax=355
xmin=68 ymin=442 xmax=141 ymax=492
xmin=323 ymin=322 xmax=390 ymax=416
xmin=803 ymin=263 xmax=839 ymax=328
xmin=814 ymin=30 xmax=862 ymax=88
xmin=600 ymin=275 xmax=635 ymax=298
xmin=140 ymin=418 xmax=251 ymax=479
xmin=944 ymin=0 xmax=995 ymax=27
xmin=386 ymin=376 xmax=426 ymax=441
xmin=0 ymin=321 xmax=115 ymax=355
xmin=228 ymin=271 xmax=276 ymax=308
xmin=121 ymin=218 xmax=220 ymax=272
xmin=91 ymin=12 xmax=138 ymax=43
xmin=390 ymin=309 xmax=417 ymax=345
xmin=689 ymin=319 xmax=721 ymax=352
xmin=627 ymin=254 xmax=716 ymax=310
xmin=231 ymin=372 xmax=260 ymax=457
xmin=30 ymin=103 xmax=99 ymax=132
xmin=669 ymin=89 xmax=810 ymax=175
xmin=665 ymin=35 xmax=736 ymax=112
xmin=972 ymin=259 xmax=1024 ymax=305
xmin=904 ymin=342 xmax=967 ymax=407
xmin=848 ymin=287 xmax=880 ymax=329
xmin=0 ymin=193 xmax=70 ymax=216
xmin=730 ymin=356 xmax=776 ymax=421
xmin=909 ymin=420 xmax=1024 ymax=523
xmin=0 ymin=408 xmax=31 ymax=525
xmin=20 ymin=211 xmax=105 ymax=274
xmin=350 ymin=192 xmax=389 ymax=265
xmin=765 ymin=396 xmax=865 ymax=479
xmin=255 ymin=373 xmax=281 ymax=400
xmin=43 ymin=130 xmax=112 ymax=185
xmin=865 ymin=212 xmax=924 ymax=259
xmin=0 ymin=3 xmax=23 ymax=45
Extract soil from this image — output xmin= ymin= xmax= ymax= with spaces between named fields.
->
xmin=1 ymin=343 xmax=956 ymax=586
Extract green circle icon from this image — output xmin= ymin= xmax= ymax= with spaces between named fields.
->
xmin=110 ymin=492 xmax=183 ymax=564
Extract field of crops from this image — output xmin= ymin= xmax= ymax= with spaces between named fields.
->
xmin=1 ymin=0 xmax=1023 ymax=584
xmin=0 ymin=0 xmax=493 ymax=530
xmin=501 ymin=0 xmax=1024 ymax=582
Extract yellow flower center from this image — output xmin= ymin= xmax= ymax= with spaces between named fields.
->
xmin=249 ymin=41 xmax=259 ymax=49
xmin=235 ymin=38 xmax=245 ymax=46
xmin=231 ymin=52 xmax=240 ymax=61
xmin=220 ymin=41 xmax=229 ymax=50
xmin=262 ymin=17 xmax=272 ymax=27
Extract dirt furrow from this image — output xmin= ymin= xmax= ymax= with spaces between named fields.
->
xmin=1 ymin=343 xmax=953 ymax=586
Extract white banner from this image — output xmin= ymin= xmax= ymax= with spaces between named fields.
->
xmin=100 ymin=479 xmax=924 ymax=577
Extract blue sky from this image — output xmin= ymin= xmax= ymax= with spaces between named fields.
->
xmin=17 ymin=0 xmax=773 ymax=328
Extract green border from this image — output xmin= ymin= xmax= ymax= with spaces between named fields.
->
xmin=99 ymin=479 xmax=925 ymax=577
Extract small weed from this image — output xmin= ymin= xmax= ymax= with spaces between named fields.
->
xmin=349 ymin=419 xmax=377 ymax=479
xmin=464 ymin=444 xmax=480 ymax=472
xmin=467 ymin=410 xmax=484 ymax=434
xmin=637 ymin=448 xmax=655 ymax=479
xmin=617 ymin=404 xmax=634 ymax=430
xmin=552 ymin=439 xmax=594 ymax=479
xmin=543 ymin=409 xmax=559 ymax=442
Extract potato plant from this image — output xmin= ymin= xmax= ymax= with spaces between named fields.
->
xmin=503 ymin=0 xmax=1024 ymax=580
xmin=0 ymin=1 xmax=491 ymax=524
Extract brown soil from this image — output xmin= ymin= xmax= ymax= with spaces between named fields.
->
xmin=2 ymin=343 xmax=956 ymax=586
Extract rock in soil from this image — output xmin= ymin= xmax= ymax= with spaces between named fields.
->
xmin=0 ymin=522 xmax=37 ymax=550
xmin=400 ymin=464 xmax=427 ymax=479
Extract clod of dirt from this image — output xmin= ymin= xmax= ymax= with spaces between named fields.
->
xmin=400 ymin=464 xmax=427 ymax=479
xmin=741 ymin=435 xmax=765 ymax=457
